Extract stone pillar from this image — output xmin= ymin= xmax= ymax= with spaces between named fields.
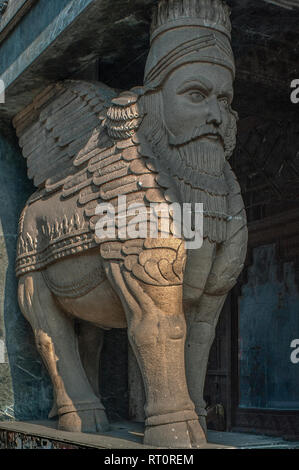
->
xmin=0 ymin=210 xmax=13 ymax=420
xmin=0 ymin=134 xmax=52 ymax=422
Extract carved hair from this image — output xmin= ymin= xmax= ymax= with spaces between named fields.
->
xmin=150 ymin=0 xmax=232 ymax=39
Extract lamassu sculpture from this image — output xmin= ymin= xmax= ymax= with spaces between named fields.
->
xmin=14 ymin=0 xmax=247 ymax=448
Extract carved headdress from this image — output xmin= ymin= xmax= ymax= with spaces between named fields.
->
xmin=144 ymin=0 xmax=235 ymax=90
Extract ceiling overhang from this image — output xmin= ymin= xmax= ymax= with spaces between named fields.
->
xmin=0 ymin=0 xmax=297 ymax=136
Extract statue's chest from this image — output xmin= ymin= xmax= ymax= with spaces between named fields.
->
xmin=183 ymin=240 xmax=216 ymax=302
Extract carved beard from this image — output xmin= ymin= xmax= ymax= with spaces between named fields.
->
xmin=140 ymin=90 xmax=228 ymax=177
xmin=139 ymin=92 xmax=229 ymax=242
xmin=173 ymin=139 xmax=225 ymax=178
xmin=139 ymin=112 xmax=228 ymax=197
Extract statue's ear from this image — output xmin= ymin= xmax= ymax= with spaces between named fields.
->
xmin=224 ymin=106 xmax=238 ymax=160
xmin=105 ymin=89 xmax=145 ymax=141
xmin=230 ymin=107 xmax=239 ymax=123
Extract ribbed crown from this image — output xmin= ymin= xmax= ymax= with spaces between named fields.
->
xmin=150 ymin=0 xmax=232 ymax=41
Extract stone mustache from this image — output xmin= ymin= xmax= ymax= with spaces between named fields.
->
xmin=14 ymin=0 xmax=247 ymax=448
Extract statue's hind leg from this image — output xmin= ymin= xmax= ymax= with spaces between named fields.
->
xmin=77 ymin=321 xmax=105 ymax=399
xmin=103 ymin=238 xmax=206 ymax=448
xmin=18 ymin=271 xmax=109 ymax=433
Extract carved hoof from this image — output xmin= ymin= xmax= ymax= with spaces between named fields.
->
xmin=58 ymin=409 xmax=110 ymax=434
xmin=144 ymin=419 xmax=206 ymax=449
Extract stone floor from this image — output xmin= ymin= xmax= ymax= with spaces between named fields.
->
xmin=1 ymin=420 xmax=299 ymax=449
xmin=95 ymin=421 xmax=299 ymax=448
xmin=207 ymin=430 xmax=299 ymax=449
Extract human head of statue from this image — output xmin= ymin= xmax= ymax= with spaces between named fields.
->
xmin=140 ymin=0 xmax=238 ymax=162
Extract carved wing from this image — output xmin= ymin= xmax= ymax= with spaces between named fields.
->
xmin=57 ymin=89 xmax=186 ymax=287
xmin=14 ymin=83 xmax=184 ymax=285
xmin=12 ymin=80 xmax=117 ymax=193
xmin=14 ymin=80 xmax=233 ymax=289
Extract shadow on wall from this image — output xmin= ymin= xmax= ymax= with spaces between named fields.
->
xmin=0 ymin=134 xmax=53 ymax=421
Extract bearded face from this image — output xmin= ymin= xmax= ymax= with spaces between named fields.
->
xmin=161 ymin=63 xmax=235 ymax=145
xmin=140 ymin=62 xmax=237 ymax=177
xmin=138 ymin=61 xmax=236 ymax=243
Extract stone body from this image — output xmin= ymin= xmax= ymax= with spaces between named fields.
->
xmin=14 ymin=0 xmax=247 ymax=448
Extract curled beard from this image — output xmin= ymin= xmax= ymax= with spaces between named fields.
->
xmin=138 ymin=99 xmax=229 ymax=243
xmin=139 ymin=113 xmax=228 ymax=194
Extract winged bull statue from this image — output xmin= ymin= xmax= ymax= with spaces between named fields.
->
xmin=13 ymin=0 xmax=247 ymax=448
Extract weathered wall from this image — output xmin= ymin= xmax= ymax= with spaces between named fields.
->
xmin=239 ymin=244 xmax=299 ymax=410
xmin=0 ymin=134 xmax=52 ymax=421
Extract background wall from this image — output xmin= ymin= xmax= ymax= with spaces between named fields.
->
xmin=0 ymin=135 xmax=52 ymax=421
xmin=239 ymin=244 xmax=299 ymax=411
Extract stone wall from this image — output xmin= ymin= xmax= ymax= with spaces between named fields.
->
xmin=0 ymin=135 xmax=52 ymax=421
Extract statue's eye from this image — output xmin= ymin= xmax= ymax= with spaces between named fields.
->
xmin=219 ymin=97 xmax=229 ymax=106
xmin=187 ymin=90 xmax=205 ymax=103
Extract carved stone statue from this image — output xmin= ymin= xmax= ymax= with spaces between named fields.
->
xmin=14 ymin=0 xmax=247 ymax=448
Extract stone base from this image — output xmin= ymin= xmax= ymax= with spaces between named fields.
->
xmin=0 ymin=420 xmax=235 ymax=449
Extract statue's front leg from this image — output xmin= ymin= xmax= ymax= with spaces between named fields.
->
xmin=185 ymin=293 xmax=227 ymax=436
xmin=185 ymin=218 xmax=248 ymax=434
xmin=104 ymin=238 xmax=206 ymax=448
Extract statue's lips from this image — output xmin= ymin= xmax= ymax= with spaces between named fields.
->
xmin=200 ymin=133 xmax=223 ymax=143
xmin=204 ymin=135 xmax=218 ymax=140
xmin=169 ymin=131 xmax=224 ymax=146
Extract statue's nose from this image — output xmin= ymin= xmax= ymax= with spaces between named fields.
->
xmin=205 ymin=96 xmax=222 ymax=127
